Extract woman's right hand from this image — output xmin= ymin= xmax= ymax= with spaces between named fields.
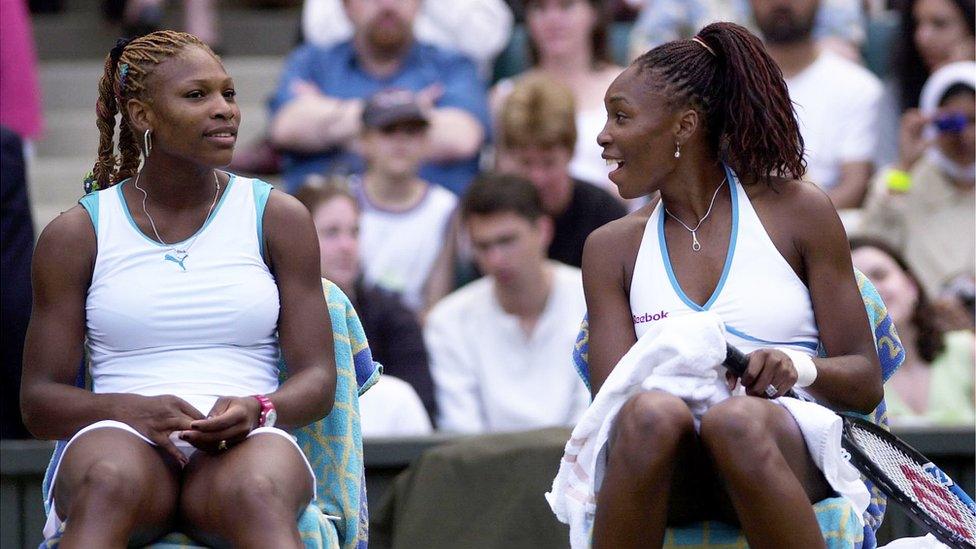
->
xmin=114 ymin=394 xmax=205 ymax=466
xmin=896 ymin=108 xmax=932 ymax=172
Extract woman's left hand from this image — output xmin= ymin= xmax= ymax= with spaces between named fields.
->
xmin=727 ymin=349 xmax=799 ymax=400
xmin=180 ymin=396 xmax=262 ymax=453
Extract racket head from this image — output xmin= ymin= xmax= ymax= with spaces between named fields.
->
xmin=840 ymin=414 xmax=976 ymax=549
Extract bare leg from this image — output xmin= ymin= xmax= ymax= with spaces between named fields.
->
xmin=179 ymin=432 xmax=314 ymax=549
xmin=592 ymin=390 xmax=698 ymax=549
xmin=53 ymin=428 xmax=180 ymax=549
xmin=700 ymin=396 xmax=833 ymax=549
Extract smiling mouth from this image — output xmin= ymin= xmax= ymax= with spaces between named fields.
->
xmin=605 ymin=158 xmax=625 ymax=171
xmin=204 ymin=131 xmax=237 ymax=148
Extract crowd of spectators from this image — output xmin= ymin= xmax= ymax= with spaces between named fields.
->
xmin=3 ymin=0 xmax=974 ymax=438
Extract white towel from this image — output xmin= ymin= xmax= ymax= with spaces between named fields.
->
xmin=545 ymin=311 xmax=728 ymax=549
xmin=775 ymin=397 xmax=870 ymax=523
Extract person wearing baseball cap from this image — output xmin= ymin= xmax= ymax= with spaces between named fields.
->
xmin=352 ymin=89 xmax=458 ymax=317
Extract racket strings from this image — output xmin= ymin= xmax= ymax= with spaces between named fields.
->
xmin=850 ymin=426 xmax=976 ymax=545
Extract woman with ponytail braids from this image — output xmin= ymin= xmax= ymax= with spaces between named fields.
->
xmin=23 ymin=31 xmax=336 ymax=547
xmin=579 ymin=22 xmax=882 ymax=548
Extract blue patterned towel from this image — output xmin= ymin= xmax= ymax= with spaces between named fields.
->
xmin=570 ymin=269 xmax=904 ymax=548
xmin=39 ymin=279 xmax=381 ymax=549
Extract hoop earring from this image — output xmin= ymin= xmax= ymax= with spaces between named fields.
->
xmin=143 ymin=129 xmax=153 ymax=158
xmin=674 ymin=141 xmax=681 ymax=159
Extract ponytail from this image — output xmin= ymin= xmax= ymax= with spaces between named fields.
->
xmin=91 ymin=54 xmax=122 ymax=191
xmin=634 ymin=22 xmax=805 ymax=185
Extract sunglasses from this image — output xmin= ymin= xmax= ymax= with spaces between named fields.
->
xmin=933 ymin=113 xmax=971 ymax=134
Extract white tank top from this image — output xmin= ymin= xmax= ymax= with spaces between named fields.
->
xmin=355 ymin=178 xmax=457 ymax=312
xmin=630 ymin=166 xmax=820 ymax=356
xmin=81 ymin=175 xmax=281 ymax=416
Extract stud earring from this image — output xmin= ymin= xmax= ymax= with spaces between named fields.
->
xmin=143 ymin=129 xmax=153 ymax=158
xmin=674 ymin=142 xmax=681 ymax=159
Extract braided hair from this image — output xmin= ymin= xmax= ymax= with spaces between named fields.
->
xmin=633 ymin=22 xmax=805 ymax=186
xmin=87 ymin=30 xmax=217 ymax=192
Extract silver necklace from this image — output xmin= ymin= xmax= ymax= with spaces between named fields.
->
xmin=664 ymin=177 xmax=727 ymax=252
xmin=133 ymin=170 xmax=220 ymax=270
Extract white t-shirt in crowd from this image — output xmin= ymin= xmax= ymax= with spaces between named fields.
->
xmin=785 ymin=50 xmax=883 ymax=190
xmin=356 ymin=181 xmax=457 ymax=312
xmin=425 ymin=261 xmax=590 ymax=434
xmin=359 ymin=375 xmax=433 ymax=438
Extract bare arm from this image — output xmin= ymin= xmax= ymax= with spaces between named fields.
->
xmin=825 ymin=160 xmax=873 ymax=209
xmin=269 ymin=91 xmax=365 ymax=154
xmin=271 ymin=82 xmax=483 ymax=161
xmin=257 ymin=191 xmax=338 ymax=428
xmin=424 ymin=107 xmax=485 ymax=161
xmin=792 ymin=183 xmax=882 ymax=412
xmin=581 ymin=219 xmax=642 ymax=396
xmin=21 ymin=207 xmax=108 ymax=438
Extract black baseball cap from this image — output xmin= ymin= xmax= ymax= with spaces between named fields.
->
xmin=361 ymin=89 xmax=430 ymax=129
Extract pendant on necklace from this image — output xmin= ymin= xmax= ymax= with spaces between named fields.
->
xmin=164 ymin=251 xmax=189 ymax=272
xmin=691 ymin=231 xmax=702 ymax=252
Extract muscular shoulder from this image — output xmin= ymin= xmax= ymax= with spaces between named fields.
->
xmin=262 ymin=188 xmax=319 ymax=265
xmin=264 ymin=188 xmax=315 ymax=229
xmin=34 ymin=205 xmax=96 ymax=282
xmin=748 ymin=178 xmax=848 ymax=257
xmin=584 ymin=206 xmax=650 ymax=255
xmin=582 ymin=206 xmax=652 ymax=286
xmin=750 ymin=178 xmax=839 ymax=225
xmin=36 ymin=205 xmax=94 ymax=253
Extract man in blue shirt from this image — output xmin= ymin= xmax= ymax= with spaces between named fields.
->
xmin=269 ymin=0 xmax=490 ymax=195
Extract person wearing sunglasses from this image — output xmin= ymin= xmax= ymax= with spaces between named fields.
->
xmin=860 ymin=61 xmax=975 ymax=298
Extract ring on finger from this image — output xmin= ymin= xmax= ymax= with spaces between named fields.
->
xmin=218 ymin=439 xmax=228 ymax=451
xmin=764 ymin=384 xmax=778 ymax=398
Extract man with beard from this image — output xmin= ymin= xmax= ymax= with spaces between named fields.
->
xmin=269 ymin=0 xmax=489 ymax=195
xmin=750 ymin=0 xmax=882 ymax=210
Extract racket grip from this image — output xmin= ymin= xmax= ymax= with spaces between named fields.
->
xmin=723 ymin=343 xmax=749 ymax=376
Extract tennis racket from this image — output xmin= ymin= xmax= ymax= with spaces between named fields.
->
xmin=723 ymin=344 xmax=976 ymax=549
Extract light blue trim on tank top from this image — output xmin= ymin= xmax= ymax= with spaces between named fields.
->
xmin=658 ymin=163 xmax=739 ymax=311
xmin=725 ymin=325 xmax=820 ymax=351
xmin=79 ymin=192 xmax=99 ymax=232
xmin=116 ymin=173 xmax=236 ymax=248
xmin=252 ymin=179 xmax=273 ymax=261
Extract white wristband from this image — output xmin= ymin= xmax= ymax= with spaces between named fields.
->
xmin=778 ymin=348 xmax=818 ymax=387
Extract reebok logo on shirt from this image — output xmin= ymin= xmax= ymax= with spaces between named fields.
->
xmin=633 ymin=310 xmax=669 ymax=325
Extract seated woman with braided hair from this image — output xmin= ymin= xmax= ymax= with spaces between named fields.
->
xmin=21 ymin=31 xmax=336 ymax=548
xmin=572 ymin=22 xmax=883 ymax=548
